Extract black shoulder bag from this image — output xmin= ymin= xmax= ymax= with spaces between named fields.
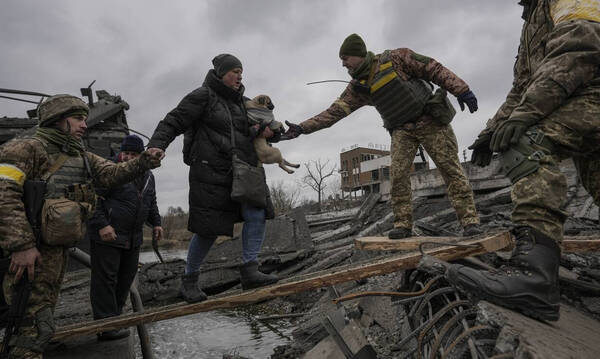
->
xmin=224 ymin=105 xmax=267 ymax=209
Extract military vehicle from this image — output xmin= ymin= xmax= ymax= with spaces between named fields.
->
xmin=0 ymin=82 xmax=143 ymax=157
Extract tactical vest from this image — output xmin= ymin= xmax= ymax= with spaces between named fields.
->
xmin=38 ymin=141 xmax=96 ymax=247
xmin=368 ymin=51 xmax=433 ymax=130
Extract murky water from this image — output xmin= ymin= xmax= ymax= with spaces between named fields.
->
xmin=135 ymin=250 xmax=292 ymax=358
xmin=134 ymin=310 xmax=292 ymax=358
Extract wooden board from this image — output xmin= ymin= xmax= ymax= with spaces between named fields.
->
xmin=53 ymin=232 xmax=512 ymax=341
xmin=355 ymin=234 xmax=600 ymax=253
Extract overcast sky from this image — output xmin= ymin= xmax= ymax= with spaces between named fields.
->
xmin=1 ymin=1 xmax=524 ymax=213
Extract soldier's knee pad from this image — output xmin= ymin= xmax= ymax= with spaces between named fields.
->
xmin=498 ymin=128 xmax=555 ymax=183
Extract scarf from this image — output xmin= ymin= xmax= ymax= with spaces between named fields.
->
xmin=350 ymin=51 xmax=375 ymax=80
xmin=34 ymin=127 xmax=84 ymax=156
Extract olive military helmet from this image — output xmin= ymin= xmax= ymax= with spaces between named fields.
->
xmin=37 ymin=94 xmax=89 ymax=127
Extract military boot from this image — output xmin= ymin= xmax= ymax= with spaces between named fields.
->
xmin=180 ymin=272 xmax=207 ymax=303
xmin=239 ymin=261 xmax=279 ymax=290
xmin=447 ymin=226 xmax=561 ymax=321
xmin=462 ymin=223 xmax=483 ymax=237
xmin=388 ymin=227 xmax=412 ymax=240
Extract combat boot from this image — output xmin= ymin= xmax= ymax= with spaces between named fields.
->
xmin=180 ymin=271 xmax=207 ymax=303
xmin=388 ymin=227 xmax=412 ymax=240
xmin=239 ymin=261 xmax=279 ymax=290
xmin=462 ymin=223 xmax=483 ymax=237
xmin=447 ymin=226 xmax=561 ymax=321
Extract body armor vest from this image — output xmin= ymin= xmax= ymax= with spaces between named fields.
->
xmin=368 ymin=51 xmax=433 ymax=130
xmin=41 ymin=143 xmax=96 ymax=206
xmin=45 ymin=155 xmax=88 ymax=199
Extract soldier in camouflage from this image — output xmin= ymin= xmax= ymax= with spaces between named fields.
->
xmin=0 ymin=95 xmax=161 ymax=358
xmin=448 ymin=0 xmax=600 ymax=321
xmin=284 ymin=33 xmax=482 ymax=239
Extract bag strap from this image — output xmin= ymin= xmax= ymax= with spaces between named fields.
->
xmin=223 ymin=104 xmax=237 ymax=158
xmin=41 ymin=153 xmax=70 ymax=181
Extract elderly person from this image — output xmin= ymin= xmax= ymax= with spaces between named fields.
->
xmin=147 ymin=54 xmax=278 ymax=303
xmin=87 ymin=134 xmax=162 ymax=340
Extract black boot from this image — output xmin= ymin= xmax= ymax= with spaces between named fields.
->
xmin=388 ymin=227 xmax=412 ymax=240
xmin=180 ymin=272 xmax=207 ymax=303
xmin=447 ymin=226 xmax=561 ymax=321
xmin=239 ymin=261 xmax=278 ymax=290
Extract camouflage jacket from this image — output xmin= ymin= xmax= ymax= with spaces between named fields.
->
xmin=0 ymin=137 xmax=152 ymax=253
xmin=484 ymin=0 xmax=600 ymax=134
xmin=300 ymin=48 xmax=470 ymax=134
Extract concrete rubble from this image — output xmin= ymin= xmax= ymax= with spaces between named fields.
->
xmin=49 ymin=158 xmax=600 ymax=358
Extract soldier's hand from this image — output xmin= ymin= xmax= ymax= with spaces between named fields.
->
xmin=468 ymin=132 xmax=493 ymax=167
xmin=99 ymin=225 xmax=117 ymax=241
xmin=490 ymin=117 xmax=536 ymax=152
xmin=139 ymin=150 xmax=162 ymax=169
xmin=10 ymin=247 xmax=42 ymax=282
xmin=147 ymin=147 xmax=165 ymax=160
xmin=457 ymin=90 xmax=478 ymax=113
xmin=280 ymin=121 xmax=304 ymax=141
xmin=153 ymin=226 xmax=163 ymax=241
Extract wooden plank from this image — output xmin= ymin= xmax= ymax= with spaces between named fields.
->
xmin=355 ymin=235 xmax=600 ymax=253
xmin=53 ymin=232 xmax=511 ymax=341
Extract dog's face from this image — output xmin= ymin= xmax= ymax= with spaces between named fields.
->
xmin=254 ymin=95 xmax=274 ymax=110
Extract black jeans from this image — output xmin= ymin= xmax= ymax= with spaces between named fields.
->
xmin=90 ymin=240 xmax=140 ymax=320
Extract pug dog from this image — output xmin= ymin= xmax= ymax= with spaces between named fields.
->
xmin=245 ymin=95 xmax=300 ymax=174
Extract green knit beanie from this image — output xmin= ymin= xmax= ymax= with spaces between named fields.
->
xmin=339 ymin=33 xmax=367 ymax=58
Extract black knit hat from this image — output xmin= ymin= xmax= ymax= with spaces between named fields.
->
xmin=339 ymin=33 xmax=367 ymax=57
xmin=120 ymin=134 xmax=144 ymax=153
xmin=212 ymin=53 xmax=243 ymax=77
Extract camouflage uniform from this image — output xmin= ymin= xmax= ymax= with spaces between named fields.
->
xmin=0 ymin=97 xmax=157 ymax=358
xmin=481 ymin=0 xmax=600 ymax=242
xmin=301 ymin=48 xmax=479 ymax=230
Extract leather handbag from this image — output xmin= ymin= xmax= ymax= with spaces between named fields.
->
xmin=225 ymin=106 xmax=267 ymax=208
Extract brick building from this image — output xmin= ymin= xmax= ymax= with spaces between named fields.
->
xmin=339 ymin=144 xmax=429 ymax=198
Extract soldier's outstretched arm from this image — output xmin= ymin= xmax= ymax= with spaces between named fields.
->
xmin=297 ymin=84 xmax=368 ymax=136
xmin=87 ymin=151 xmax=161 ymax=189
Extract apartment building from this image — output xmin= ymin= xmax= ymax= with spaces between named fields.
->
xmin=339 ymin=144 xmax=429 ymax=198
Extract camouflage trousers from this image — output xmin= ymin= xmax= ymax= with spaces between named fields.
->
xmin=390 ymin=122 xmax=479 ymax=230
xmin=3 ymin=244 xmax=68 ymax=358
xmin=512 ymin=86 xmax=600 ymax=242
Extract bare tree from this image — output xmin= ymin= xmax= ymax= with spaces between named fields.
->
xmin=269 ymin=180 xmax=300 ymax=215
xmin=302 ymin=159 xmax=337 ymax=212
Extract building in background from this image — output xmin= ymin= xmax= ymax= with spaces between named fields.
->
xmin=339 ymin=144 xmax=429 ymax=198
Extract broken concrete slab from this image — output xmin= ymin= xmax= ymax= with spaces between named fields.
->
xmin=477 ymin=301 xmax=600 ymax=359
xmin=302 ymin=319 xmax=369 ymax=359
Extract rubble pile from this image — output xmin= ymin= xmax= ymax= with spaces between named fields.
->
xmin=52 ymin=159 xmax=600 ymax=358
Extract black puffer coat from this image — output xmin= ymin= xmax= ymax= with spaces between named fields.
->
xmin=88 ymin=157 xmax=161 ymax=249
xmin=148 ymin=70 xmax=263 ymax=237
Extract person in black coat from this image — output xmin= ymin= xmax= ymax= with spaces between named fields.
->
xmin=147 ymin=54 xmax=278 ymax=303
xmin=88 ymin=134 xmax=162 ymax=340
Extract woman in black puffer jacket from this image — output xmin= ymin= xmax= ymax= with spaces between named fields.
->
xmin=147 ymin=54 xmax=278 ymax=303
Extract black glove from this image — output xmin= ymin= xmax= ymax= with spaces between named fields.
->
xmin=280 ymin=121 xmax=304 ymax=141
xmin=468 ymin=132 xmax=493 ymax=167
xmin=490 ymin=117 xmax=536 ymax=152
xmin=457 ymin=90 xmax=478 ymax=113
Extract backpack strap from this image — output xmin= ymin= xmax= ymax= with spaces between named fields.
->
xmin=41 ymin=153 xmax=70 ymax=182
